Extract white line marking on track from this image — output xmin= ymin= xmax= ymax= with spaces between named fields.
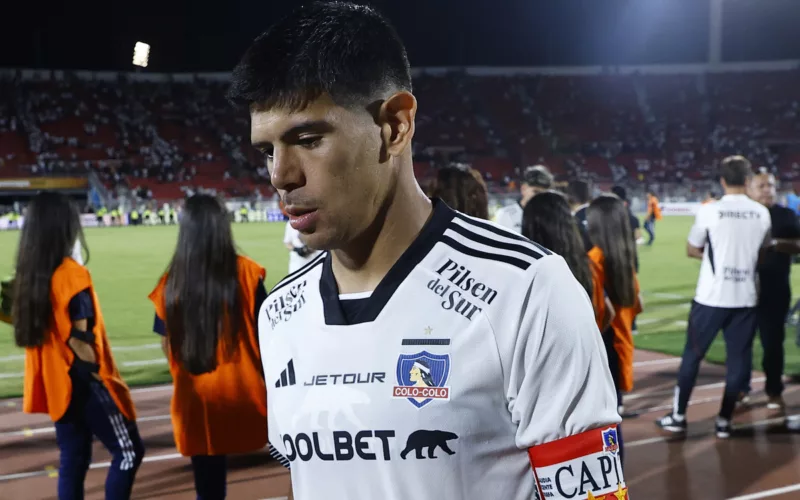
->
xmin=626 ymin=414 xmax=796 ymax=450
xmin=727 ymin=484 xmax=800 ymax=500
xmin=0 ymin=415 xmax=172 ymax=439
xmin=632 ymin=358 xmax=681 ymax=367
xmin=624 ymin=377 xmax=766 ymax=401
xmin=0 ymin=372 xmax=23 ymax=379
xmin=130 ymin=384 xmax=172 ymax=394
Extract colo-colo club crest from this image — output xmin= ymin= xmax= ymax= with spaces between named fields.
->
xmin=393 ymin=351 xmax=451 ymax=408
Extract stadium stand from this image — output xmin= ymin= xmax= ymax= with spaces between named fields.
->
xmin=1 ymin=63 xmax=800 ymax=203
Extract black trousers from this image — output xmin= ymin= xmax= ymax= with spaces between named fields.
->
xmin=602 ymin=328 xmax=624 ymax=468
xmin=675 ymin=302 xmax=758 ymax=420
xmin=751 ymin=290 xmax=790 ymax=397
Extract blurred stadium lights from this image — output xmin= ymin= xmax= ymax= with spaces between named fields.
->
xmin=133 ymin=42 xmax=150 ymax=68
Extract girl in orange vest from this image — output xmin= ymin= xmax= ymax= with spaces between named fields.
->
xmin=148 ymin=194 xmax=268 ymax=500
xmin=586 ymin=194 xmax=643 ymax=468
xmin=521 ymin=191 xmax=615 ymax=332
xmin=13 ymin=191 xmax=144 ymax=499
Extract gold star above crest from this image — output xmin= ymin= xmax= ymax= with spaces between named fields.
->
xmin=586 ymin=491 xmax=596 ymax=500
xmin=614 ymin=483 xmax=628 ymax=500
xmin=424 ymin=326 xmax=433 ymax=335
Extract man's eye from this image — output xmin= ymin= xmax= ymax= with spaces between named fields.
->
xmin=298 ymin=136 xmax=322 ymax=149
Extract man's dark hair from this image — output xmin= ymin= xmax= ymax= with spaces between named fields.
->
xmin=610 ymin=185 xmax=627 ymax=202
xmin=719 ymin=155 xmax=752 ymax=187
xmin=568 ymin=180 xmax=592 ymax=205
xmin=227 ymin=1 xmax=412 ymax=110
xmin=522 ymin=165 xmax=553 ymax=189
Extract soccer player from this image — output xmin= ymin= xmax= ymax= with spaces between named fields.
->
xmin=494 ymin=164 xmax=553 ymax=233
xmin=148 ymin=194 xmax=268 ymax=500
xmin=13 ymin=191 xmax=144 ymax=499
xmin=568 ymin=179 xmax=593 ymax=251
xmin=745 ymin=169 xmax=800 ymax=410
xmin=656 ymin=156 xmax=771 ymax=438
xmin=229 ymin=3 xmax=625 ymax=499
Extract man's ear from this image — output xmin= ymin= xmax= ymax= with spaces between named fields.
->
xmin=378 ymin=91 xmax=416 ymax=158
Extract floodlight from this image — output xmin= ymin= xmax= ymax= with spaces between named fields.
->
xmin=133 ymin=42 xmax=150 ymax=68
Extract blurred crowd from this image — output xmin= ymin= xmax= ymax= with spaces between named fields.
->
xmin=2 ymin=69 xmax=800 ymax=203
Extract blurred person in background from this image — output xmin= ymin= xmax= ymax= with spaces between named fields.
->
xmin=656 ymin=156 xmax=770 ymax=439
xmin=611 ymin=185 xmax=641 ymax=334
xmin=426 ymin=163 xmax=489 ymax=219
xmin=586 ymin=194 xmax=643 ymax=467
xmin=284 ymin=221 xmax=322 ymax=274
xmin=522 ymin=190 xmax=615 ymax=333
xmin=644 ymin=189 xmax=662 ymax=246
xmin=148 ymin=194 xmax=269 ymax=500
xmin=745 ymin=168 xmax=800 ymax=410
xmin=568 ymin=179 xmax=594 ymax=251
xmin=13 ymin=191 xmax=144 ymax=499
xmin=494 ymin=164 xmax=553 ymax=232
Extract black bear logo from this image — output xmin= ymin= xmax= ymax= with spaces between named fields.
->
xmin=400 ymin=430 xmax=458 ymax=459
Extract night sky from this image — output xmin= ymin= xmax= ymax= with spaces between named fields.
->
xmin=2 ymin=0 xmax=799 ymax=72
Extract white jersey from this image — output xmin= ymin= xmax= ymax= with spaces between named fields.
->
xmin=260 ymin=201 xmax=624 ymax=500
xmin=688 ymin=193 xmax=771 ymax=308
xmin=493 ymin=202 xmax=523 ymax=233
xmin=284 ymin=222 xmax=322 ymax=274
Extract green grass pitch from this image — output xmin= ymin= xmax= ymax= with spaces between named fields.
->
xmin=0 ymin=217 xmax=798 ymax=398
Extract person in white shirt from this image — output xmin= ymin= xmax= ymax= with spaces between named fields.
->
xmin=494 ymin=164 xmax=553 ymax=233
xmin=656 ymin=155 xmax=771 ymax=439
xmin=229 ymin=3 xmax=625 ymax=499
xmin=283 ymin=221 xmax=321 ymax=274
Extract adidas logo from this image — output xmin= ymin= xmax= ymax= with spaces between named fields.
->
xmin=275 ymin=359 xmax=296 ymax=388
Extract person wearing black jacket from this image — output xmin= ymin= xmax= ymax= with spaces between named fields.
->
xmin=746 ymin=170 xmax=800 ymax=410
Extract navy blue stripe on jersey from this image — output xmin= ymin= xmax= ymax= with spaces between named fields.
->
xmin=440 ymin=235 xmax=532 ymax=270
xmin=447 ymin=221 xmax=546 ymax=261
xmin=402 ymin=339 xmax=451 ymax=346
xmin=706 ymin=229 xmax=716 ymax=275
xmin=452 ymin=211 xmax=552 ymax=255
xmin=320 ymin=198 xmax=455 ymax=326
xmin=270 ymin=252 xmax=326 ymax=296
xmin=268 ymin=442 xmax=291 ymax=469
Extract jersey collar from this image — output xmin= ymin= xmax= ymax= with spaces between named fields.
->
xmin=319 ymin=198 xmax=455 ymax=326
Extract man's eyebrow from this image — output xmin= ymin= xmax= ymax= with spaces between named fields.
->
xmin=252 ymin=120 xmax=334 ymax=149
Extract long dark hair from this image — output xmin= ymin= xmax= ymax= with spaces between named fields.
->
xmin=522 ymin=191 xmax=593 ymax=298
xmin=427 ymin=164 xmax=489 ymax=219
xmin=164 ymin=194 xmax=244 ymax=375
xmin=587 ymin=194 xmax=637 ymax=307
xmin=13 ymin=192 xmax=88 ymax=347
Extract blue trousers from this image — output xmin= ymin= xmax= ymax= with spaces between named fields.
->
xmin=675 ymin=302 xmax=757 ymax=420
xmin=54 ymin=378 xmax=144 ymax=499
xmin=192 ymin=455 xmax=227 ymax=500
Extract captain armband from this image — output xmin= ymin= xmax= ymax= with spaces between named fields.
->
xmin=527 ymin=426 xmax=629 ymax=500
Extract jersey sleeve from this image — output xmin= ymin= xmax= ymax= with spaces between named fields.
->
xmin=505 ymin=255 xmax=626 ymax=499
xmin=687 ymin=207 xmax=708 ymax=248
xmin=494 ymin=207 xmax=513 ymax=230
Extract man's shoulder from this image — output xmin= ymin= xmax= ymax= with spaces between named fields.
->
xmin=422 ymin=211 xmax=555 ymax=309
xmin=260 ymin=252 xmax=325 ymax=330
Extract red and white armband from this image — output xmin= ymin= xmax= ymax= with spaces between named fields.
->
xmin=527 ymin=425 xmax=629 ymax=499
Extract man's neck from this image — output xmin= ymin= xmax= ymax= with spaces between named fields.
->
xmin=724 ymin=187 xmax=747 ymax=196
xmin=332 ymin=170 xmax=433 ymax=295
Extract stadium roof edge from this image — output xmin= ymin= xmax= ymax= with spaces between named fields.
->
xmin=2 ymin=59 xmax=799 ymax=82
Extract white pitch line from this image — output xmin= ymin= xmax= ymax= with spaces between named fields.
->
xmin=0 ymin=358 xmax=167 ymax=378
xmin=727 ymin=484 xmax=800 ymax=500
xmin=0 ymin=344 xmax=163 ymax=363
